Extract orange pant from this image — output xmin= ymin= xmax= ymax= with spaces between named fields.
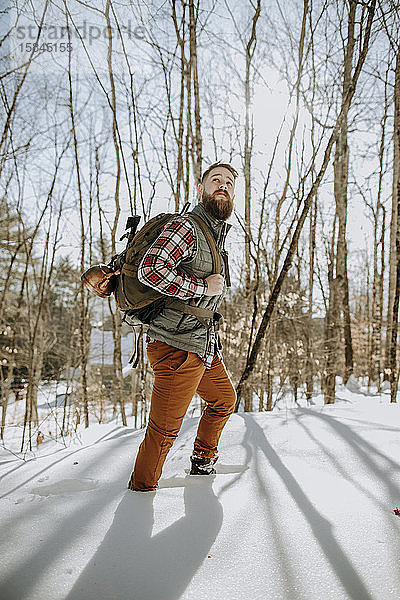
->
xmin=130 ymin=340 xmax=236 ymax=490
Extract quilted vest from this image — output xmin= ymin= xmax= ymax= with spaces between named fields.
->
xmin=146 ymin=202 xmax=231 ymax=358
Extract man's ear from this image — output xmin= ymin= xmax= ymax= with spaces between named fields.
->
xmin=197 ymin=183 xmax=204 ymax=202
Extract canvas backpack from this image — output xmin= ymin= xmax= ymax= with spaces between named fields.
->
xmin=107 ymin=203 xmax=222 ymax=327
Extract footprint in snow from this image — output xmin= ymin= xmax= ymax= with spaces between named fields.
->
xmin=31 ymin=478 xmax=98 ymax=496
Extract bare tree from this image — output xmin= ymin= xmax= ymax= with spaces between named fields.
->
xmin=324 ymin=0 xmax=357 ymax=403
xmin=188 ymin=0 xmax=202 ymax=183
xmin=244 ymin=0 xmax=261 ymax=296
xmin=388 ymin=44 xmax=400 ymax=403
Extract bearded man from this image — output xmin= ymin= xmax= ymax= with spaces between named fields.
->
xmin=128 ymin=162 xmax=238 ymax=492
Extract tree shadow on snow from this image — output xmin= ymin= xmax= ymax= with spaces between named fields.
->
xmin=242 ymin=413 xmax=375 ymax=600
xmin=297 ymin=408 xmax=400 ymax=499
xmin=66 ymin=476 xmax=223 ymax=600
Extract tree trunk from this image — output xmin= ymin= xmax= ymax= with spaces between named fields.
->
xmin=65 ymin=15 xmax=89 ymax=427
xmin=369 ymin=72 xmax=388 ymax=389
xmin=243 ymin=0 xmax=260 ymax=295
xmin=266 ymin=329 xmax=274 ymax=411
xmin=177 ymin=39 xmax=185 ymax=209
xmin=389 ymin=46 xmax=400 ymax=403
xmin=332 ymin=0 xmax=356 ymax=388
xmin=105 ymin=0 xmax=127 ymax=425
xmin=188 ymin=0 xmax=202 ymax=182
xmin=369 ymin=205 xmax=379 ymax=387
xmin=376 ymin=206 xmax=386 ymax=390
xmin=324 ymin=217 xmax=339 ymax=404
xmin=306 ymin=196 xmax=317 ymax=402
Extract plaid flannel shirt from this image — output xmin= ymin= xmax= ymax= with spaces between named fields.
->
xmin=138 ymin=216 xmax=220 ymax=368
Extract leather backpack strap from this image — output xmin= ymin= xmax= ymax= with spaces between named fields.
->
xmin=166 ymin=298 xmax=224 ymax=329
xmin=188 ymin=213 xmax=221 ymax=274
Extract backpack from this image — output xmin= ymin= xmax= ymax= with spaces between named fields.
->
xmin=107 ymin=203 xmax=222 ymax=327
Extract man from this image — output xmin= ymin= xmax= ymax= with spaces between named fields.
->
xmin=128 ymin=162 xmax=238 ymax=492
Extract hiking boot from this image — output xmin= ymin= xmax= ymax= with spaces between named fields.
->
xmin=189 ymin=454 xmax=218 ymax=475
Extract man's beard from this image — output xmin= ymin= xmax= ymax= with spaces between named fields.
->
xmin=201 ymin=190 xmax=233 ymax=221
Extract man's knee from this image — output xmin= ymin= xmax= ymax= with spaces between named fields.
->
xmin=148 ymin=418 xmax=180 ymax=440
xmin=218 ymin=385 xmax=236 ymax=415
xmin=227 ymin=387 xmax=237 ymax=413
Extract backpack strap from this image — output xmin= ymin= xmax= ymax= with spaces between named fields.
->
xmin=187 ymin=213 xmax=221 ymax=274
xmin=166 ymin=298 xmax=223 ymax=329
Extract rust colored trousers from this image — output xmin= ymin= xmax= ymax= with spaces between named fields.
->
xmin=129 ymin=340 xmax=236 ymax=490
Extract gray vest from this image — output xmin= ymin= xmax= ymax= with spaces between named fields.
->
xmin=147 ymin=203 xmax=231 ymax=358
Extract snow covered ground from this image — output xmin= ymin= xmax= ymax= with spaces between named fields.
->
xmin=1 ymin=386 xmax=400 ymax=600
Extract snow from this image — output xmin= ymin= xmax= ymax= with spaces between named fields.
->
xmin=1 ymin=392 xmax=400 ymax=600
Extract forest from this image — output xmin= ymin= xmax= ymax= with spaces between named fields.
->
xmin=0 ymin=0 xmax=399 ymax=452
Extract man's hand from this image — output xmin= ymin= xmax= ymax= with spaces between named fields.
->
xmin=204 ymin=274 xmax=224 ymax=296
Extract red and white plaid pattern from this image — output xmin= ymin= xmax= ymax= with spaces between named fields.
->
xmin=138 ymin=215 xmax=220 ymax=368
xmin=138 ymin=216 xmax=207 ymax=299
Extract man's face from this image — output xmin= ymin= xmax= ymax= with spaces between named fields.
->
xmin=198 ymin=166 xmax=235 ymax=221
